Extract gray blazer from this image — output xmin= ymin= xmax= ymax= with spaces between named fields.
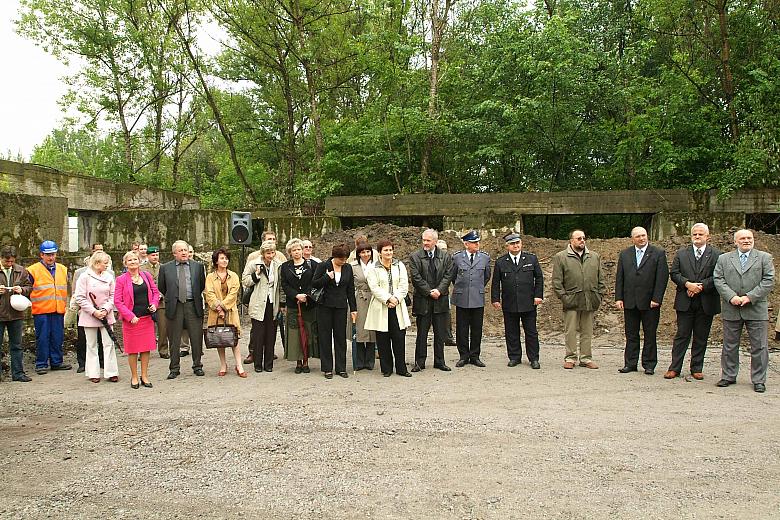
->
xmin=451 ymin=250 xmax=491 ymax=309
xmin=714 ymin=249 xmax=775 ymax=321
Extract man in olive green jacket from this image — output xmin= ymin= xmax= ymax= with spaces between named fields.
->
xmin=551 ymin=230 xmax=607 ymax=369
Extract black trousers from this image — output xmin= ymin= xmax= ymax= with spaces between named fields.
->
xmin=354 ymin=342 xmax=375 ymax=370
xmin=669 ymin=301 xmax=713 ymax=374
xmin=456 ymin=306 xmax=484 ymax=361
xmin=250 ymin=301 xmax=277 ymax=371
xmin=376 ymin=308 xmax=407 ymax=375
xmin=414 ymin=312 xmax=448 ymax=367
xmin=317 ymin=305 xmax=347 ymax=373
xmin=167 ymin=301 xmax=204 ymax=373
xmin=504 ymin=308 xmax=539 ymax=362
xmin=623 ymin=307 xmax=660 ymax=370
xmin=76 ymin=325 xmax=104 ymax=369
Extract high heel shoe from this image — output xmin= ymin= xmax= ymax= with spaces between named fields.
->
xmin=235 ymin=366 xmax=247 ymax=378
xmin=131 ymin=380 xmax=140 ymax=389
xmin=218 ymin=368 xmax=227 ymax=377
xmin=140 ymin=378 xmax=153 ymax=388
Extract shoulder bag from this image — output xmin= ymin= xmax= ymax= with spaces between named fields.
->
xmin=205 ymin=313 xmax=239 ymax=349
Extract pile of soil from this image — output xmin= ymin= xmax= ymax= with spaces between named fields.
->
xmin=311 ymin=224 xmax=780 ymax=344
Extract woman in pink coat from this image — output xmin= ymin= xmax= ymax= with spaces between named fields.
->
xmin=75 ymin=251 xmax=118 ymax=383
xmin=114 ymin=251 xmax=160 ymax=389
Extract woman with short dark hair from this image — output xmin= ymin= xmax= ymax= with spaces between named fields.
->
xmin=312 ymin=244 xmax=357 ymax=379
xmin=350 ymin=242 xmax=376 ymax=370
xmin=205 ymin=247 xmax=246 ymax=378
xmin=365 ymin=239 xmax=412 ymax=377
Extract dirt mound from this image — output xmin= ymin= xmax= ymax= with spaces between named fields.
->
xmin=311 ymin=226 xmax=780 ymax=344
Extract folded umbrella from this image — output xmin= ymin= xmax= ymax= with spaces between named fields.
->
xmin=89 ymin=292 xmax=121 ymax=353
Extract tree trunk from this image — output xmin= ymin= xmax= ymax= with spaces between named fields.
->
xmin=716 ymin=0 xmax=739 ymax=141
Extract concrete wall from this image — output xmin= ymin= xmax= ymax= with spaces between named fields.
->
xmin=78 ymin=209 xmax=232 ymax=252
xmin=260 ymin=216 xmax=342 ymax=246
xmin=0 ymin=160 xmax=200 ymax=211
xmin=0 ymin=194 xmax=68 ymax=259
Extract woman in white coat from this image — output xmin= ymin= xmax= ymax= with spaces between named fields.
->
xmin=242 ymin=240 xmax=282 ymax=373
xmin=364 ymin=239 xmax=412 ymax=377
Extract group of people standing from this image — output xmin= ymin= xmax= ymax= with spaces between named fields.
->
xmin=0 ymin=224 xmax=775 ymax=393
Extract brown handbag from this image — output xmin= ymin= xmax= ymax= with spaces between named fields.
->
xmin=205 ymin=313 xmax=239 ymax=349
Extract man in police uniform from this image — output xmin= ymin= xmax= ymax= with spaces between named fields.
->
xmin=491 ymin=233 xmax=544 ymax=369
xmin=451 ymin=230 xmax=491 ymax=367
xmin=29 ymin=240 xmax=71 ymax=375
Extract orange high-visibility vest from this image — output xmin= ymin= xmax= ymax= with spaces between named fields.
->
xmin=28 ymin=262 xmax=68 ymax=315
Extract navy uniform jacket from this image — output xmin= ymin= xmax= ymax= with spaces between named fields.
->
xmin=491 ymin=252 xmax=543 ymax=313
xmin=451 ymin=250 xmax=491 ymax=309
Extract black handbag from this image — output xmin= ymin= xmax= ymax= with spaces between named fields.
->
xmin=205 ymin=315 xmax=239 ymax=349
xmin=309 ymin=286 xmax=325 ymax=304
xmin=241 ymin=285 xmax=254 ymax=306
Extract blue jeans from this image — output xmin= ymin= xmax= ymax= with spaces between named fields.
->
xmin=34 ymin=313 xmax=65 ymax=369
xmin=0 ymin=320 xmax=25 ymax=378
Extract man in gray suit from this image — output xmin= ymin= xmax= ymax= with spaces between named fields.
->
xmin=158 ymin=240 xmax=207 ymax=380
xmin=714 ymin=229 xmax=775 ymax=393
xmin=451 ymin=230 xmax=491 ymax=368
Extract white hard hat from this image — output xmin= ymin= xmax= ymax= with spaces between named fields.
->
xmin=10 ymin=294 xmax=31 ymax=311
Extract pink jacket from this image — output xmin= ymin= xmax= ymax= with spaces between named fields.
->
xmin=75 ymin=269 xmax=116 ymax=327
xmin=114 ymin=271 xmax=160 ymax=323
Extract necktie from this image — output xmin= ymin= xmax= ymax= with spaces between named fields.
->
xmin=177 ymin=263 xmax=187 ymax=303
xmin=636 ymin=248 xmax=643 ymax=267
xmin=513 ymin=256 xmax=518 ymax=266
xmin=469 ymin=253 xmax=474 ymax=265
xmin=695 ymin=248 xmax=702 ymax=261
xmin=740 ymin=253 xmax=748 ymax=269
xmin=428 ymin=252 xmax=437 ymax=278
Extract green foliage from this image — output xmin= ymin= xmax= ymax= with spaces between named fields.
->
xmin=16 ymin=0 xmax=780 ymax=208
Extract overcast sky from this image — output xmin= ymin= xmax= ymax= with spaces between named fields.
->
xmin=0 ymin=0 xmax=70 ymax=159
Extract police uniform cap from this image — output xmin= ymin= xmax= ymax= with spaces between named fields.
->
xmin=461 ymin=230 xmax=480 ymax=242
xmin=504 ymin=233 xmax=521 ymax=244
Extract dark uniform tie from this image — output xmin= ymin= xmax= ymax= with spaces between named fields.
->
xmin=469 ymin=253 xmax=474 ymax=265
xmin=428 ymin=251 xmax=437 ymax=279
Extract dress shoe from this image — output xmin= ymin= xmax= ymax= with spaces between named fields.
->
xmin=193 ymin=368 xmax=205 ymax=376
xmin=13 ymin=374 xmax=32 ymax=382
xmin=243 ymin=355 xmax=254 ymax=364
xmin=107 ymin=376 xmax=119 ymax=382
xmin=664 ymin=370 xmax=678 ymax=379
xmin=580 ymin=361 xmax=599 ymax=369
xmin=167 ymin=371 xmax=179 ymax=380
xmin=691 ymin=372 xmax=704 ymax=380
xmin=618 ymin=366 xmax=638 ymax=373
xmin=141 ymin=379 xmax=153 ymax=388
xmin=131 ymin=380 xmax=140 ymax=389
xmin=301 ymin=366 xmax=310 ymax=373
xmin=716 ymin=379 xmax=735 ymax=387
xmin=471 ymin=358 xmax=486 ymax=368
xmin=254 ymin=367 xmax=263 ymax=373
xmin=455 ymin=359 xmax=468 ymax=368
xmin=324 ymin=372 xmax=333 ymax=379
xmin=444 ymin=340 xmax=457 ymax=346
xmin=434 ymin=364 xmax=451 ymax=372
xmin=563 ymin=361 xmax=575 ymax=369
xmin=382 ymin=372 xmax=391 ymax=377
xmin=159 ymin=353 xmax=170 ymax=359
xmin=411 ymin=364 xmax=422 ymax=373
xmin=294 ymin=365 xmax=303 ymax=374
xmin=397 ymin=371 xmax=412 ymax=377
xmin=180 ymin=350 xmax=189 ymax=357
xmin=51 ymin=363 xmax=72 ymax=371
xmin=754 ymin=383 xmax=766 ymax=393
xmin=338 ymin=372 xmax=348 ymax=378
xmin=76 ymin=366 xmax=85 ymax=374
xmin=530 ymin=360 xmax=541 ymax=370
xmin=264 ymin=368 xmax=273 ymax=373
xmin=644 ymin=369 xmax=654 ymax=375
xmin=235 ymin=367 xmax=248 ymax=378
xmin=507 ymin=359 xmax=521 ymax=367
xmin=89 ymin=378 xmax=100 ymax=383
xmin=35 ymin=368 xmax=48 ymax=375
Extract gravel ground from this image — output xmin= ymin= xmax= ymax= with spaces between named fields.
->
xmin=1 ymin=326 xmax=779 ymax=520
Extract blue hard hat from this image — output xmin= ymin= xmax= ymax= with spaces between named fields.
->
xmin=40 ymin=240 xmax=58 ymax=254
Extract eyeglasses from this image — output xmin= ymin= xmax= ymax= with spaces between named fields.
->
xmin=303 ymin=246 xmax=313 ymax=249
xmin=573 ymin=237 xmax=586 ymax=241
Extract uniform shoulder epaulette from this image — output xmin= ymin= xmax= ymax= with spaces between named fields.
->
xmin=477 ymin=251 xmax=490 ymax=256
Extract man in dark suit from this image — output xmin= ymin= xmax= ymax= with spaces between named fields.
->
xmin=615 ymin=226 xmax=669 ymax=375
xmin=665 ymin=223 xmax=721 ymax=380
xmin=158 ymin=240 xmax=207 ymax=379
xmin=408 ymin=228 xmax=455 ymax=372
xmin=714 ymin=229 xmax=775 ymax=393
xmin=491 ymin=233 xmax=544 ymax=369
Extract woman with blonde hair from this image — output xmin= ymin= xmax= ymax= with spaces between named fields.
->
xmin=280 ymin=238 xmax=319 ymax=373
xmin=114 ymin=250 xmax=159 ymax=388
xmin=243 ymin=239 xmax=282 ymax=373
xmin=75 ymin=251 xmax=119 ymax=383
xmin=205 ymin=247 xmax=246 ymax=377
